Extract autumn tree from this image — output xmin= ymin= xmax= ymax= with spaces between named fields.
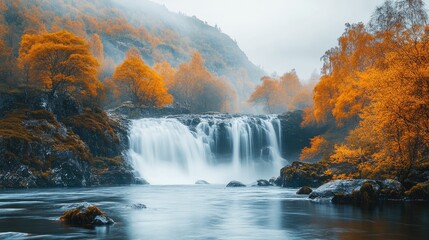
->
xmin=112 ymin=49 xmax=173 ymax=107
xmin=170 ymin=52 xmax=236 ymax=113
xmin=305 ymin=0 xmax=429 ymax=182
xmin=248 ymin=70 xmax=314 ymax=114
xmin=18 ymin=30 xmax=102 ymax=97
xmin=154 ymin=61 xmax=176 ymax=89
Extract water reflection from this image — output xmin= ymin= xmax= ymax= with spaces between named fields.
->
xmin=0 ymin=186 xmax=428 ymax=239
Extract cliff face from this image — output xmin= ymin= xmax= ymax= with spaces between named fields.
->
xmin=0 ymin=91 xmax=135 ymax=188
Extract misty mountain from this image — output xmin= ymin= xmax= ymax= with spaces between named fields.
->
xmin=1 ymin=0 xmax=263 ymax=99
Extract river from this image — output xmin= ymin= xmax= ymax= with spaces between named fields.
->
xmin=1 ymin=185 xmax=428 ymax=239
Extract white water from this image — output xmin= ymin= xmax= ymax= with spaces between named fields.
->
xmin=128 ymin=115 xmax=286 ymax=184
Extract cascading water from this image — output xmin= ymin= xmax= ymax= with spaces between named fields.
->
xmin=128 ymin=115 xmax=286 ymax=184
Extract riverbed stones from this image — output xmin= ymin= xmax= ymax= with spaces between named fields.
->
xmin=226 ymin=181 xmax=246 ymax=187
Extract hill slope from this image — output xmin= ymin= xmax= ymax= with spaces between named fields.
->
xmin=0 ymin=0 xmax=263 ymax=101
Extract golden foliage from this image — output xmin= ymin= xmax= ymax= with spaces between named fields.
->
xmin=112 ymin=49 xmax=173 ymax=107
xmin=308 ymin=0 xmax=429 ymax=181
xmin=248 ymin=71 xmax=315 ymax=114
xmin=18 ymin=30 xmax=101 ymax=96
xmin=170 ymin=52 xmax=237 ymax=113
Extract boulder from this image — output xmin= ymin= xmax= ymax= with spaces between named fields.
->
xmin=226 ymin=181 xmax=246 ymax=187
xmin=309 ymin=179 xmax=380 ymax=203
xmin=60 ymin=203 xmax=114 ymax=228
xmin=256 ymin=179 xmax=272 ymax=187
xmin=378 ymin=179 xmax=405 ymax=200
xmin=405 ymin=181 xmax=429 ymax=200
xmin=296 ymin=186 xmax=313 ymax=195
xmin=195 ymin=180 xmax=209 ymax=184
xmin=280 ymin=161 xmax=332 ymax=188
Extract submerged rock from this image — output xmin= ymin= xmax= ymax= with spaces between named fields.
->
xmin=195 ymin=180 xmax=209 ymax=184
xmin=226 ymin=181 xmax=246 ymax=187
xmin=128 ymin=203 xmax=147 ymax=209
xmin=60 ymin=203 xmax=114 ymax=228
xmin=296 ymin=186 xmax=313 ymax=195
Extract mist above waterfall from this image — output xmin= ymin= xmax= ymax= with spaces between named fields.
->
xmin=128 ymin=115 xmax=286 ymax=184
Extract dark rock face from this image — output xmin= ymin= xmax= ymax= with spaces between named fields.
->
xmin=297 ymin=186 xmax=313 ymax=195
xmin=309 ymin=179 xmax=406 ymax=204
xmin=110 ymin=102 xmax=190 ymax=119
xmin=278 ymin=111 xmax=329 ymax=160
xmin=226 ymin=181 xmax=246 ymax=187
xmin=0 ymin=110 xmax=92 ymax=188
xmin=405 ymin=181 xmax=429 ymax=200
xmin=0 ymin=92 xmax=136 ymax=188
xmin=280 ymin=161 xmax=332 ymax=188
xmin=195 ymin=180 xmax=209 ymax=184
xmin=60 ymin=202 xmax=114 ymax=228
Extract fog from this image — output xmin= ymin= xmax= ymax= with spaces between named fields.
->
xmin=148 ymin=0 xmax=394 ymax=80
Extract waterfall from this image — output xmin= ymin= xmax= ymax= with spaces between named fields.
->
xmin=128 ymin=115 xmax=286 ymax=184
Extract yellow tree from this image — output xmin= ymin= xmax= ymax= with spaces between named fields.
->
xmin=112 ymin=49 xmax=173 ymax=107
xmin=18 ymin=30 xmax=101 ymax=96
xmin=154 ymin=61 xmax=176 ymax=89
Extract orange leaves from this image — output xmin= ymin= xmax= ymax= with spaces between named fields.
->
xmin=18 ymin=30 xmax=101 ymax=96
xmin=169 ymin=52 xmax=236 ymax=113
xmin=112 ymin=49 xmax=173 ymax=107
xmin=300 ymin=136 xmax=329 ymax=162
xmin=248 ymin=71 xmax=314 ymax=114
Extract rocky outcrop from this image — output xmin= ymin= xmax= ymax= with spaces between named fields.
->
xmin=278 ymin=111 xmax=329 ymax=160
xmin=226 ymin=181 xmax=246 ymax=187
xmin=279 ymin=161 xmax=332 ymax=188
xmin=0 ymin=109 xmax=92 ymax=188
xmin=109 ymin=102 xmax=190 ymax=119
xmin=0 ymin=91 xmax=136 ymax=188
xmin=60 ymin=202 xmax=114 ymax=228
xmin=297 ymin=186 xmax=313 ymax=195
xmin=309 ymin=179 xmax=405 ymax=204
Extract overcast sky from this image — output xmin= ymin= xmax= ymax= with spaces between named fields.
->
xmin=149 ymin=0 xmax=427 ymax=80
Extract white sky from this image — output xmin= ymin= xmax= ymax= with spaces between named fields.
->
xmin=149 ymin=0 xmax=427 ymax=80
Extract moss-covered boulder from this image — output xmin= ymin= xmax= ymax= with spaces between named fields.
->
xmin=405 ymin=181 xmax=429 ymax=200
xmin=60 ymin=203 xmax=114 ymax=228
xmin=296 ymin=186 xmax=313 ymax=195
xmin=280 ymin=161 xmax=332 ymax=188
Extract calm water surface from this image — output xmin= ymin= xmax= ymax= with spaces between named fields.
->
xmin=0 ymin=185 xmax=428 ymax=239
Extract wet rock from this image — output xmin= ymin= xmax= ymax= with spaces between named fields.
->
xmin=195 ymin=180 xmax=209 ymax=184
xmin=280 ymin=161 xmax=332 ymax=188
xmin=405 ymin=181 xmax=429 ymax=200
xmin=60 ymin=203 xmax=114 ymax=228
xmin=226 ymin=181 xmax=246 ymax=187
xmin=309 ymin=179 xmax=380 ymax=202
xmin=378 ymin=179 xmax=405 ymax=200
xmin=256 ymin=179 xmax=272 ymax=187
xmin=296 ymin=186 xmax=313 ymax=195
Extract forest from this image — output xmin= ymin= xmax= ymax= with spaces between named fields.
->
xmin=0 ymin=0 xmax=428 ymax=186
